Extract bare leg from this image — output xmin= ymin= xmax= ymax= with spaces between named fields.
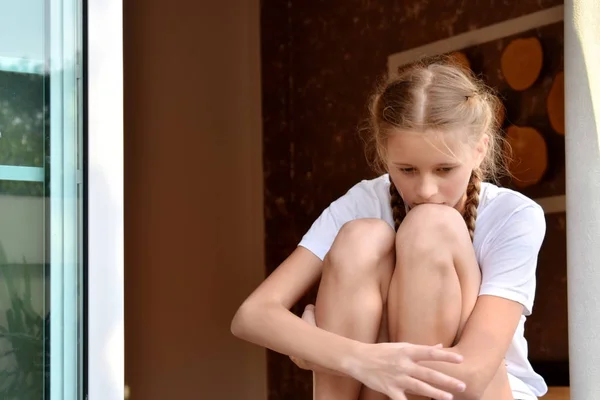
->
xmin=358 ymin=309 xmax=391 ymax=400
xmin=323 ymin=314 xmax=398 ymax=400
xmin=387 ymin=204 xmax=484 ymax=400
xmin=313 ymin=219 xmax=395 ymax=400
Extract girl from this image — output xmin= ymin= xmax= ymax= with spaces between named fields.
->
xmin=231 ymin=56 xmax=547 ymax=400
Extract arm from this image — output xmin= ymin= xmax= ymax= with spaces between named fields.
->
xmin=231 ymin=246 xmax=362 ymax=374
xmin=417 ymin=295 xmax=523 ymax=399
xmin=231 ymin=246 xmax=468 ymax=399
xmin=232 ymin=183 xmax=470 ymax=398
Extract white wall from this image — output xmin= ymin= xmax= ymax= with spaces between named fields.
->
xmin=565 ymin=0 xmax=600 ymax=397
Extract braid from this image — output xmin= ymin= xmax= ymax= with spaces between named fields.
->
xmin=463 ymin=169 xmax=482 ymax=241
xmin=389 ymin=178 xmax=407 ymax=231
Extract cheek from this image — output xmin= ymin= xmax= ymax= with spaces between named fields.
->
xmin=441 ymin=170 xmax=471 ymax=197
xmin=389 ymin=173 xmax=411 ymax=198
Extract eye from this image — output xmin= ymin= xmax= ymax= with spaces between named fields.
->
xmin=398 ymin=167 xmax=416 ymax=174
xmin=437 ymin=167 xmax=455 ymax=174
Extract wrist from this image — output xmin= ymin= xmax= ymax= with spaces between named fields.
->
xmin=339 ymin=340 xmax=367 ymax=379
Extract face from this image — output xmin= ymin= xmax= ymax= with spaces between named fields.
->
xmin=386 ymin=129 xmax=487 ymax=212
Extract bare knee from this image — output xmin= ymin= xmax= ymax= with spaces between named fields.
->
xmin=395 ymin=204 xmax=469 ymax=272
xmin=325 ymin=218 xmax=395 ymax=277
xmin=390 ymin=205 xmax=480 ymax=346
xmin=399 ymin=204 xmax=469 ymax=247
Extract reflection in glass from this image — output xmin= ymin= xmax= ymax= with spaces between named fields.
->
xmin=0 ymin=0 xmax=83 ymax=398
xmin=0 ymin=67 xmax=48 ymax=400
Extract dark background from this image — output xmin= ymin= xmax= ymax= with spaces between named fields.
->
xmin=261 ymin=1 xmax=568 ymax=398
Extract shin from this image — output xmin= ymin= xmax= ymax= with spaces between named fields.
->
xmin=387 ymin=204 xmax=482 ymax=400
xmin=313 ymin=219 xmax=395 ymax=400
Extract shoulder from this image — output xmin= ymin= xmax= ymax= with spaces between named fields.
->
xmin=338 ymin=174 xmax=392 ymax=220
xmin=476 ymin=184 xmax=546 ymax=315
xmin=298 ymin=174 xmax=392 ymax=260
xmin=342 ymin=174 xmax=391 ymax=202
xmin=479 ymin=182 xmax=545 ymax=229
xmin=477 ymin=182 xmax=546 ymax=252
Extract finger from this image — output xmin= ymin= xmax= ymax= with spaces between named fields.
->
xmin=410 ymin=364 xmax=466 ymax=393
xmin=402 ymin=376 xmax=455 ymax=400
xmin=406 ymin=345 xmax=463 ymax=364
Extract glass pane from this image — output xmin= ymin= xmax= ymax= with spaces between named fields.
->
xmin=0 ymin=0 xmax=83 ymax=399
xmin=0 ymin=72 xmax=46 ymax=170
xmin=0 ymin=182 xmax=47 ymax=399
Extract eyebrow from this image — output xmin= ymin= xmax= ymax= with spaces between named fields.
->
xmin=392 ymin=162 xmax=459 ymax=167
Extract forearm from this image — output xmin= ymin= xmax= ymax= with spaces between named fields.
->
xmin=415 ymin=296 xmax=523 ymax=399
xmin=231 ymin=300 xmax=361 ymax=376
xmin=416 ymin=345 xmax=496 ymax=400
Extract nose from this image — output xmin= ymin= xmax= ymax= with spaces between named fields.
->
xmin=415 ymin=175 xmax=437 ymax=202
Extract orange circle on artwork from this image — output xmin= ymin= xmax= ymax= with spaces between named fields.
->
xmin=501 ymin=37 xmax=544 ymax=91
xmin=547 ymin=71 xmax=565 ymax=135
xmin=449 ymin=52 xmax=471 ymax=71
xmin=505 ymin=125 xmax=548 ymax=188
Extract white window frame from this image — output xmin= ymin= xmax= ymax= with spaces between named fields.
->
xmin=87 ymin=0 xmax=124 ymax=398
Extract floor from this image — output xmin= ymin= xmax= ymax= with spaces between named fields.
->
xmin=544 ymin=387 xmax=570 ymax=399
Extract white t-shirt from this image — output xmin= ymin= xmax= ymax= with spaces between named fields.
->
xmin=298 ymin=174 xmax=547 ymax=399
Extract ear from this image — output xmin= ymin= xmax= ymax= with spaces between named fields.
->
xmin=474 ymin=134 xmax=489 ymax=168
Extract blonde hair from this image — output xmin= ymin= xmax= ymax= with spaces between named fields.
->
xmin=365 ymin=55 xmax=507 ymax=240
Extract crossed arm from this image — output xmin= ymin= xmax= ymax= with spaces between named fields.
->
xmin=295 ymin=293 xmax=523 ymax=399
xmin=420 ymin=294 xmax=524 ymax=399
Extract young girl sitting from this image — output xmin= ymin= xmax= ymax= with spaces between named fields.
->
xmin=231 ymin=56 xmax=548 ymax=400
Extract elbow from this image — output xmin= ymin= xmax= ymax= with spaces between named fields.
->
xmin=231 ymin=299 xmax=267 ymax=340
xmin=230 ymin=301 xmax=253 ymax=339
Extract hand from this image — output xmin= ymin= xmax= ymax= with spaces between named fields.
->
xmin=293 ymin=304 xmax=467 ymax=400
xmin=349 ymin=341 xmax=467 ymax=400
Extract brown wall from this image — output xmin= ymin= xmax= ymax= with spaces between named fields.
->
xmin=261 ymin=1 xmax=567 ymax=398
xmin=123 ymin=1 xmax=266 ymax=399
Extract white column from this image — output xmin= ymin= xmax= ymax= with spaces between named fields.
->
xmin=88 ymin=0 xmax=124 ymax=398
xmin=564 ymin=0 xmax=600 ymax=398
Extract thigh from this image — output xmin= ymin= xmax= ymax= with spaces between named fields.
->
xmin=359 ymin=387 xmax=389 ymax=400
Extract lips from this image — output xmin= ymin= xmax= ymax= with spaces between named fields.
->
xmin=410 ymin=202 xmax=445 ymax=208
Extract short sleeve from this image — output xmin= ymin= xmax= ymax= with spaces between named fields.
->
xmin=479 ymin=205 xmax=546 ymax=316
xmin=297 ymin=188 xmax=359 ymax=260
xmin=298 ymin=176 xmax=392 ymax=261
